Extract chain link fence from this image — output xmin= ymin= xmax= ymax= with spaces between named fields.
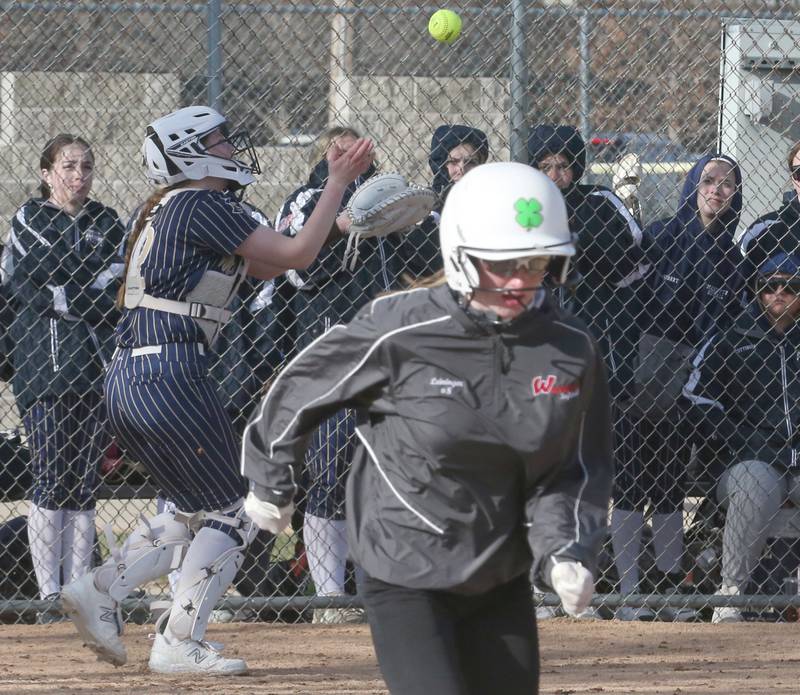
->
xmin=2 ymin=0 xmax=800 ymax=626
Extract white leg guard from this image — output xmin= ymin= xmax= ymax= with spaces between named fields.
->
xmin=164 ymin=507 xmax=255 ymax=643
xmin=27 ymin=504 xmax=64 ymax=598
xmin=61 ymin=510 xmax=96 ymax=584
xmin=156 ymin=498 xmax=182 ymax=597
xmin=94 ymin=511 xmax=191 ymax=602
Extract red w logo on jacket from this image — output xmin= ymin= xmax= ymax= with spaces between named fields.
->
xmin=532 ymin=375 xmax=557 ymax=395
xmin=532 ymin=375 xmax=579 ymax=398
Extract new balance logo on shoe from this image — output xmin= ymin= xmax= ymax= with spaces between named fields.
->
xmin=186 ymin=647 xmax=209 ymax=664
xmin=99 ymin=607 xmax=117 ymax=625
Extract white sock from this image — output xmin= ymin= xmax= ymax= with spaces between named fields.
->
xmin=27 ymin=504 xmax=64 ymax=598
xmin=304 ymin=514 xmax=348 ymax=596
xmin=61 ymin=510 xmax=96 ymax=584
xmin=610 ymin=508 xmax=645 ymax=594
xmin=165 ymin=527 xmax=237 ymax=644
xmin=651 ymin=512 xmax=684 ymax=574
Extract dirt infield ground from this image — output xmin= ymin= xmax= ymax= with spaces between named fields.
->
xmin=1 ymin=620 xmax=798 ymax=694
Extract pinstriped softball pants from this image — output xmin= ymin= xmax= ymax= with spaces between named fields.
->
xmin=612 ymin=411 xmax=690 ymax=513
xmin=302 ymin=408 xmax=356 ymax=520
xmin=24 ymin=392 xmax=108 ymax=511
xmin=104 ymin=343 xmax=245 ymax=518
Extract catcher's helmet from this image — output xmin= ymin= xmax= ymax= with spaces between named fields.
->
xmin=141 ymin=105 xmax=260 ymax=187
xmin=439 ymin=161 xmax=574 ymax=295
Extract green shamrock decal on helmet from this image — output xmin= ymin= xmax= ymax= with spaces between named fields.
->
xmin=514 ymin=197 xmax=543 ymax=229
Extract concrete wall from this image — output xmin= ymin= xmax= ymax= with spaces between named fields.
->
xmin=0 ymin=72 xmax=510 ymax=235
xmin=0 ymin=71 xmax=511 ymax=428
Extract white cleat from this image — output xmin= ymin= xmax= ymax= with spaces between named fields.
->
xmin=312 ymin=607 xmax=367 ymax=625
xmin=148 ymin=633 xmax=248 ymax=675
xmin=575 ymin=606 xmax=604 ymax=621
xmin=61 ymin=573 xmax=126 ymax=666
xmin=711 ymin=584 xmax=744 ymax=624
xmin=711 ymin=605 xmax=744 ymax=623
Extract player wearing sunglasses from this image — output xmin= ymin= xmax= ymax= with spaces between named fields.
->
xmin=684 ymin=250 xmax=800 ymax=623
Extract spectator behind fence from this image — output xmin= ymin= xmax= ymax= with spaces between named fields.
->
xmin=614 ymin=154 xmax=745 ymax=620
xmin=243 ymin=163 xmax=613 ymax=695
xmin=739 ymin=140 xmax=800 ymax=288
xmin=528 ymin=125 xmax=646 ymax=413
xmin=684 ymin=251 xmax=800 ymax=623
xmin=398 ymin=124 xmax=489 ymax=279
xmin=59 ymin=105 xmax=374 ymax=675
xmin=4 ymin=134 xmax=124 ymax=619
xmin=528 ymin=124 xmax=647 ymax=619
xmin=272 ymin=126 xmax=437 ymax=623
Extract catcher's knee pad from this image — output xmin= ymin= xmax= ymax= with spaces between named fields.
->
xmin=104 ymin=511 xmax=191 ymax=602
xmin=167 ymin=502 xmax=256 ymax=642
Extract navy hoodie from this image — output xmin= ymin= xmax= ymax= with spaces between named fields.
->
xmin=643 ymin=154 xmax=745 ymax=348
xmin=739 ymin=194 xmax=800 ymax=292
xmin=528 ymin=124 xmax=646 ymax=400
xmin=429 ymin=124 xmax=489 ymax=203
xmin=527 ymin=125 xmax=586 ymax=182
xmin=401 ymin=124 xmax=490 ymax=277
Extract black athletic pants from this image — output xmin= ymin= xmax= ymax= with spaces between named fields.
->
xmin=359 ymin=572 xmax=539 ymax=695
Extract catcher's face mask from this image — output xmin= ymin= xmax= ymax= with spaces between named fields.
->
xmin=142 ymin=105 xmax=259 ymax=188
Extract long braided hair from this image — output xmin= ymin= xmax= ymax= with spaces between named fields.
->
xmin=116 ymin=184 xmax=180 ymax=307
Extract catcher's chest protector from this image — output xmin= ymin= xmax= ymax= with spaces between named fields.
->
xmin=124 ymin=188 xmax=248 ymax=347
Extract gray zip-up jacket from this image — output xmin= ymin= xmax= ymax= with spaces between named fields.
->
xmin=242 ymin=285 xmax=613 ymax=595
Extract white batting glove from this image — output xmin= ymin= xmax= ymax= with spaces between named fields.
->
xmin=550 ymin=559 xmax=594 ymax=617
xmin=244 ymin=491 xmax=294 ymax=535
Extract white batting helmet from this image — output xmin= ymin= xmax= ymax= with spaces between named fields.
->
xmin=439 ymin=161 xmax=574 ymax=295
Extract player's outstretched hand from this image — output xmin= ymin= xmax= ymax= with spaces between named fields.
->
xmin=244 ymin=491 xmax=295 ymax=535
xmin=328 ymin=137 xmax=375 ymax=187
xmin=550 ymin=559 xmax=594 ymax=617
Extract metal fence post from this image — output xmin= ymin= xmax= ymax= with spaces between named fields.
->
xmin=509 ymin=0 xmax=529 ymax=163
xmin=207 ymin=0 xmax=223 ymax=111
xmin=579 ymin=9 xmax=592 ymax=143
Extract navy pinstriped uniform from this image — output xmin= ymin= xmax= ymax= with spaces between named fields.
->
xmin=105 ymin=189 xmax=260 ymax=516
xmin=24 ymin=394 xmax=109 ymax=510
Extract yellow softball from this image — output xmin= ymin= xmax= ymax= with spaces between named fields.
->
xmin=428 ymin=9 xmax=462 ymax=45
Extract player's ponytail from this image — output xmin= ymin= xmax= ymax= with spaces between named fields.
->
xmin=116 ymin=185 xmax=178 ymax=308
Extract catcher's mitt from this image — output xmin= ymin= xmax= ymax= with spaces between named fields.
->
xmin=342 ymin=172 xmax=436 ymax=270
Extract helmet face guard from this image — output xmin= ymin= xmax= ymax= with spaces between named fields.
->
xmin=439 ymin=162 xmax=575 ymax=297
xmin=223 ymin=128 xmax=261 ymax=177
xmin=142 ymin=106 xmax=259 ymax=188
